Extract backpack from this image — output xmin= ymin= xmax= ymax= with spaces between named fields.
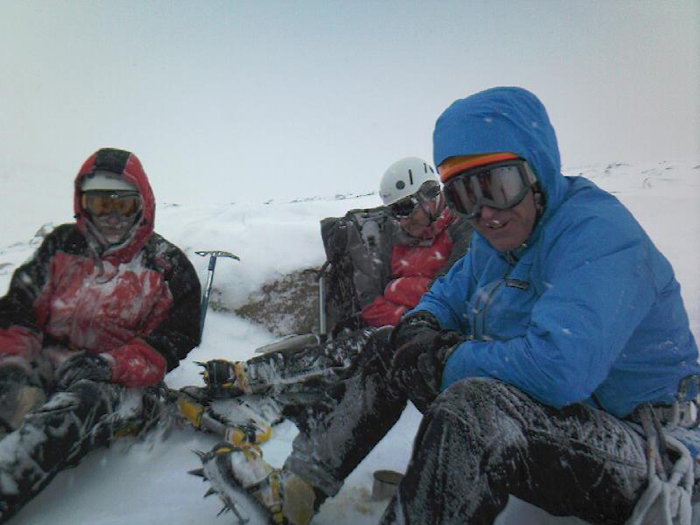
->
xmin=320 ymin=206 xmax=396 ymax=334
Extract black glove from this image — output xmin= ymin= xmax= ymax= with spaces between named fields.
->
xmin=54 ymin=353 xmax=111 ymax=390
xmin=390 ymin=311 xmax=442 ymax=349
xmin=390 ymin=312 xmax=464 ymax=412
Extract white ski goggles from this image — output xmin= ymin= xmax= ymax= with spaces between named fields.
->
xmin=442 ymin=159 xmax=537 ymax=219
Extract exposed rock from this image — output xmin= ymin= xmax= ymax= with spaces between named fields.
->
xmin=233 ymin=268 xmax=321 ymax=336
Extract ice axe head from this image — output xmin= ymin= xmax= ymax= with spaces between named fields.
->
xmin=196 ymin=250 xmax=240 ymax=338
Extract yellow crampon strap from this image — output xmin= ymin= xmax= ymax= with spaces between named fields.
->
xmin=267 ymin=470 xmax=285 ymax=524
xmin=224 ymin=421 xmax=273 ymax=446
xmin=214 ymin=444 xmax=234 ymax=455
xmin=177 ymin=395 xmax=204 ymax=428
xmin=233 ymin=362 xmax=250 ymax=393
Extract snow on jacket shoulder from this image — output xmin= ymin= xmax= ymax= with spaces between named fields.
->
xmin=0 ymin=224 xmax=201 ymax=386
xmin=415 ymin=87 xmax=699 ymax=418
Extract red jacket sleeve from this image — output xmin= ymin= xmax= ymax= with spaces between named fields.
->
xmin=360 ymin=296 xmax=408 ymax=327
xmin=103 ymin=339 xmax=167 ymax=387
xmin=0 ymin=326 xmax=42 ymax=364
xmin=383 ymin=276 xmax=431 ymax=307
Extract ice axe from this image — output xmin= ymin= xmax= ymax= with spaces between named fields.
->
xmin=195 ymin=250 xmax=240 ymax=338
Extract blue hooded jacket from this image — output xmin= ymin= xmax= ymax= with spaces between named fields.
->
xmin=414 ymin=87 xmax=699 ymax=418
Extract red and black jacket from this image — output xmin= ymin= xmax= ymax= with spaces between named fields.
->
xmin=360 ymin=209 xmax=471 ymax=327
xmin=0 ymin=148 xmax=201 ymax=387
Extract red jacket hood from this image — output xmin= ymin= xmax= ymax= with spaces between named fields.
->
xmin=74 ymin=148 xmax=156 ymax=263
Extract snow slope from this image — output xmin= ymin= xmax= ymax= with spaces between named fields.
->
xmin=1 ymin=160 xmax=698 ymax=524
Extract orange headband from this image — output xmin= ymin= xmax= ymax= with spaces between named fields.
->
xmin=439 ymin=153 xmax=520 ymax=183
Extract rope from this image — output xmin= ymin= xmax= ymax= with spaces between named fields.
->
xmin=625 ymin=402 xmax=696 ymax=525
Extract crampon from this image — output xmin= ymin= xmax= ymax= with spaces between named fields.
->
xmin=190 ymin=442 xmax=315 ymax=525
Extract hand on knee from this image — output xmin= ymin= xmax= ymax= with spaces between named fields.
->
xmin=389 ymin=317 xmax=464 ymax=411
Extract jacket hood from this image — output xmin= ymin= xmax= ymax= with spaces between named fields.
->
xmin=433 ymin=87 xmax=566 ymax=225
xmin=74 ymin=148 xmax=156 ymax=263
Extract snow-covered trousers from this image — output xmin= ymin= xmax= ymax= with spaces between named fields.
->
xmin=380 ymin=378 xmax=653 ymax=524
xmin=241 ymin=328 xmax=375 ymax=406
xmin=285 ymin=326 xmax=406 ymax=493
xmin=287 ymin=331 xmax=652 ymax=524
xmin=0 ymin=379 xmax=160 ymax=523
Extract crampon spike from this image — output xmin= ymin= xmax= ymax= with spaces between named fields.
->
xmin=193 ymin=449 xmax=206 ymax=460
xmin=227 ymin=501 xmax=250 ymax=524
xmin=188 ymin=468 xmax=205 ymax=478
xmin=204 ymin=488 xmax=216 ymax=498
xmin=217 ymin=505 xmax=230 ymax=517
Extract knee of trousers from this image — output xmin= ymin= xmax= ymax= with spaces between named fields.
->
xmin=433 ymin=377 xmax=515 ymax=411
xmin=424 ymin=378 xmax=528 ymax=445
xmin=63 ymin=380 xmax=121 ymax=420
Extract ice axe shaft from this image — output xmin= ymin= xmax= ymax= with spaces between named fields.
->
xmin=196 ymin=251 xmax=240 ymax=337
xmin=302 ymin=261 xmax=331 ymax=341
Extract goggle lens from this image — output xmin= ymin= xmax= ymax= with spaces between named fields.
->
xmin=83 ymin=192 xmax=141 ymax=218
xmin=389 ymin=181 xmax=441 ymax=219
xmin=418 ymin=181 xmax=441 ymax=200
xmin=444 ymin=160 xmax=533 ymax=219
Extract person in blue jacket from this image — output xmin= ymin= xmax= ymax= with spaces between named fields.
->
xmin=196 ymin=87 xmax=700 ymax=525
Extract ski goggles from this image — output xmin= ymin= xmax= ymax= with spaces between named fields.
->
xmin=82 ymin=191 xmax=142 ymax=218
xmin=389 ymin=181 xmax=441 ymax=219
xmin=442 ymin=158 xmax=537 ymax=219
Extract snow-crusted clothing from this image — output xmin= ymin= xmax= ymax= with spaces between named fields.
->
xmin=0 ymin=380 xmax=168 ymax=523
xmin=0 ymin=148 xmax=200 ymax=522
xmin=282 ymin=334 xmax=655 ymax=524
xmin=285 ymin=327 xmax=404 ymax=496
xmin=278 ymin=88 xmax=700 ymax=524
xmin=415 ymin=87 xmax=699 ymax=419
xmin=380 ymin=378 xmax=649 ymax=524
xmin=235 ymin=328 xmax=375 ymax=401
xmin=360 ymin=209 xmax=468 ymax=327
xmin=0 ymin=150 xmax=201 ymax=386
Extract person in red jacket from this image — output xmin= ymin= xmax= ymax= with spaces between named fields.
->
xmin=360 ymin=157 xmax=468 ymax=327
xmin=196 ymin=158 xmax=471 ymax=435
xmin=0 ymin=148 xmax=201 ymax=522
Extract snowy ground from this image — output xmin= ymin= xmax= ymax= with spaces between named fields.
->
xmin=1 ymin=160 xmax=698 ymax=524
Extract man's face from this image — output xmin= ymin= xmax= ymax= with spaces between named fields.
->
xmin=398 ymin=197 xmax=441 ymax=238
xmin=92 ymin=212 xmax=139 ymax=245
xmin=439 ymin=154 xmax=539 ymax=252
xmin=82 ymin=191 xmax=142 ymax=245
xmin=469 ymin=190 xmax=537 ymax=252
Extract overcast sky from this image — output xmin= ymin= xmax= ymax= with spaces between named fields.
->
xmin=0 ymin=1 xmax=698 ymax=205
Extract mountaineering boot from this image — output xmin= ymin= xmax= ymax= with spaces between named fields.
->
xmin=194 ymin=442 xmax=318 ymax=525
xmin=176 ymin=387 xmax=274 ymax=446
xmin=199 ymin=359 xmax=250 ymax=398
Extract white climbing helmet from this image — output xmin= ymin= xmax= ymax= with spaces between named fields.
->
xmin=379 ymin=157 xmax=438 ymax=206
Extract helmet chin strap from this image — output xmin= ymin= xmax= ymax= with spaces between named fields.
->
xmin=417 ymin=194 xmax=445 ymax=229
